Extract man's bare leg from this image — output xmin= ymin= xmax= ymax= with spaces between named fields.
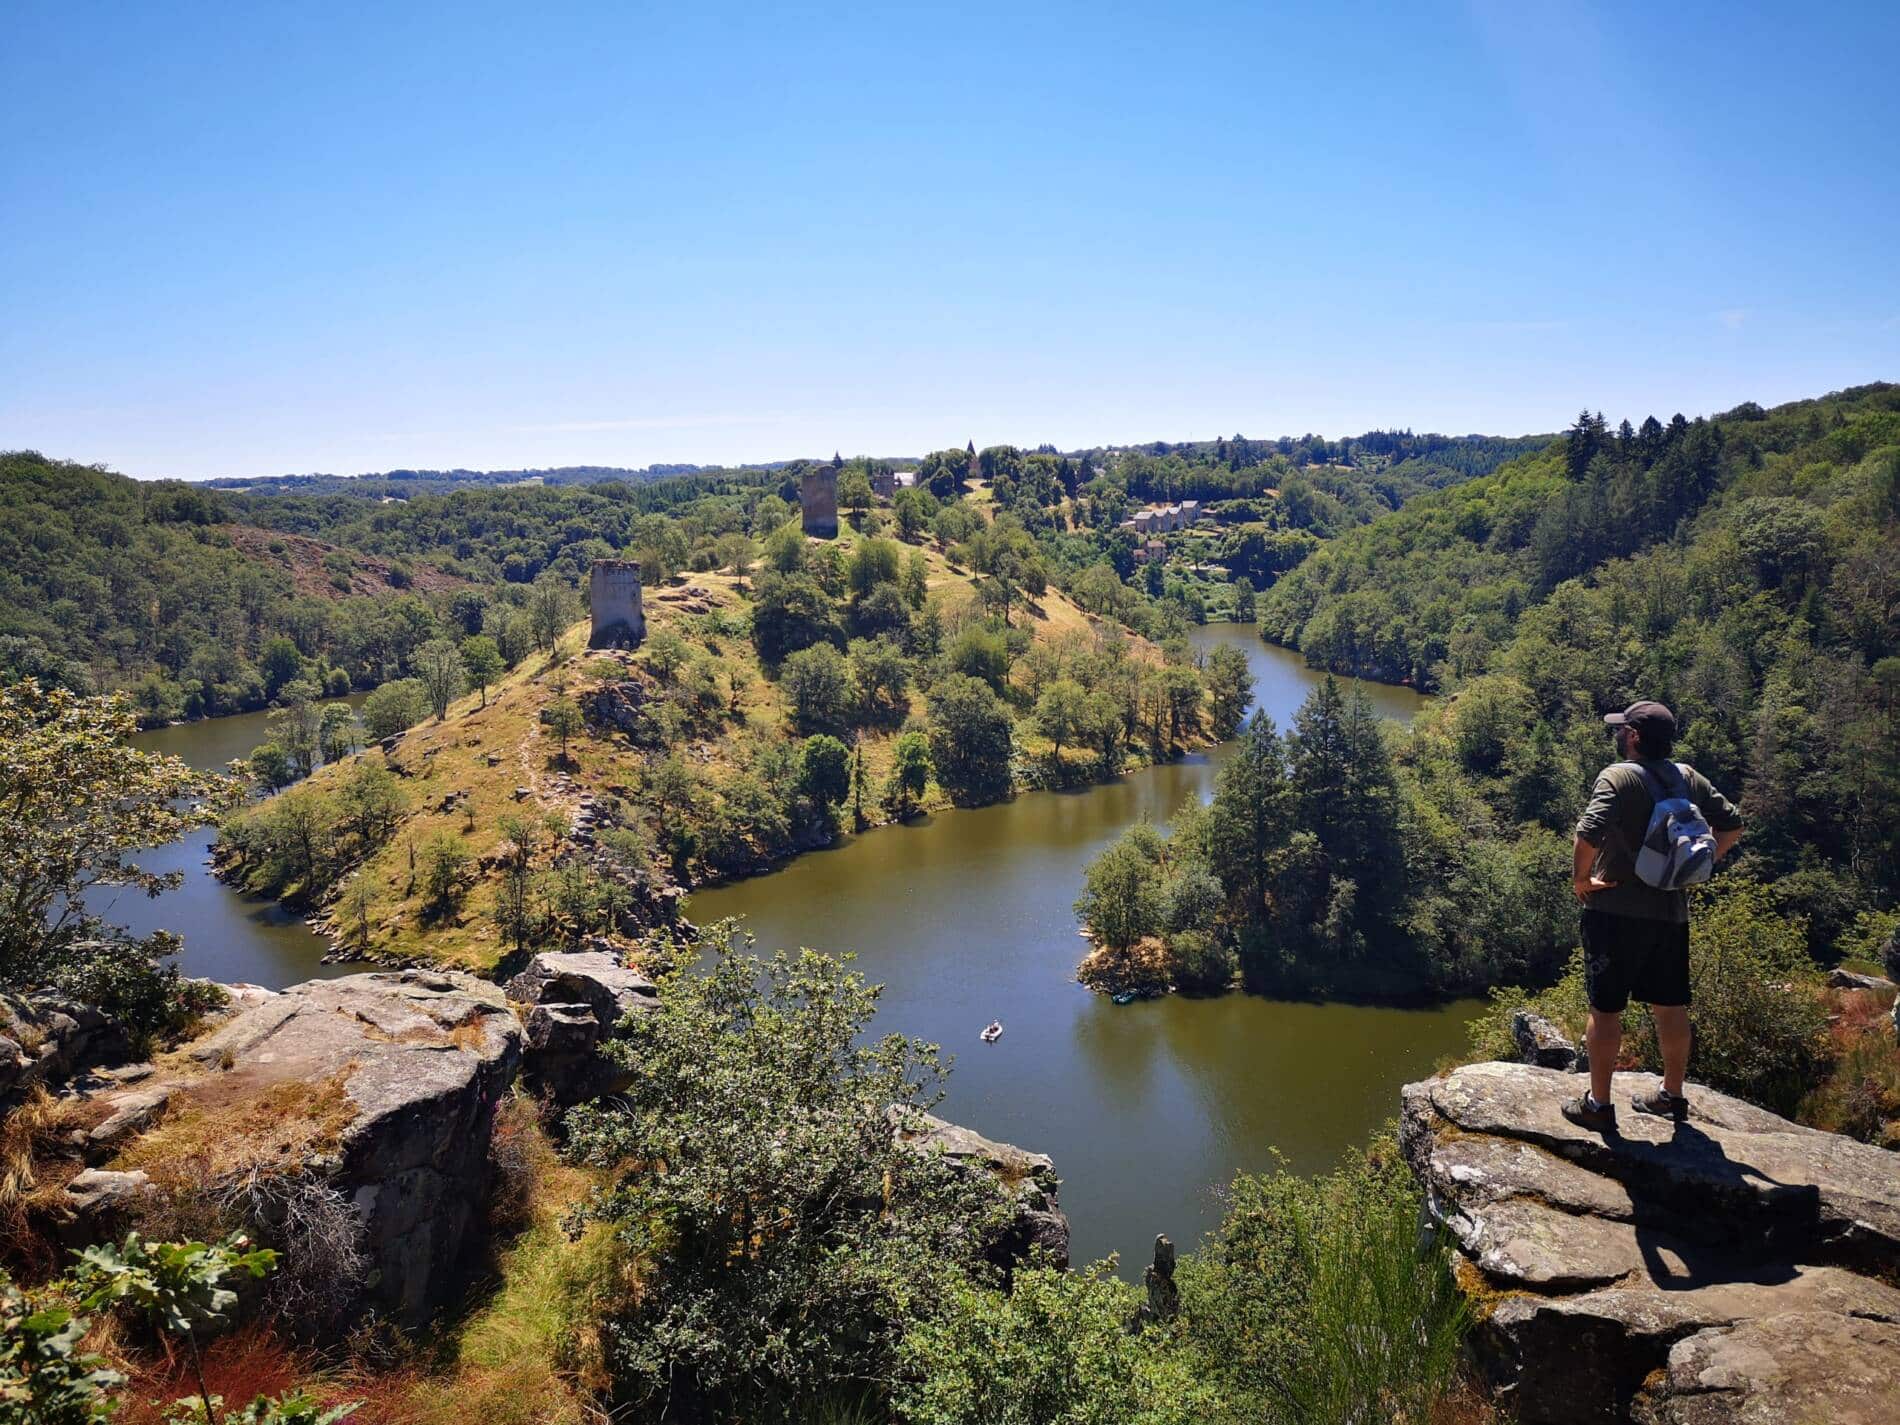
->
xmin=1587 ymin=1009 xmax=1622 ymax=1105
xmin=1650 ymin=1004 xmax=1690 ymax=1096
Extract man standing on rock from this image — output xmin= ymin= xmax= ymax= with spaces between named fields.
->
xmin=1563 ymin=700 xmax=1742 ymax=1131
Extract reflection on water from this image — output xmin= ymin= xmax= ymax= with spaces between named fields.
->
xmin=691 ymin=626 xmax=1480 ymax=1271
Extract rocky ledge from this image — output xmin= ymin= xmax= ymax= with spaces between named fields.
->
xmin=71 ymin=971 xmax=522 ymax=1326
xmin=1402 ymin=1061 xmax=1900 ymax=1425
xmin=39 ymin=963 xmax=1069 ymax=1337
xmin=504 ymin=949 xmax=658 ymax=1104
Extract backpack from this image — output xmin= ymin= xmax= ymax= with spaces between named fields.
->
xmin=1626 ymin=761 xmax=1717 ymax=890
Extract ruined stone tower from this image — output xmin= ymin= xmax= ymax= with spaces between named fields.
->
xmin=588 ymin=559 xmax=646 ymax=648
xmin=800 ymin=466 xmax=838 ymax=537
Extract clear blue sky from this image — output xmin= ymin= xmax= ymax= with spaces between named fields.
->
xmin=4 ymin=1 xmax=1896 ymax=481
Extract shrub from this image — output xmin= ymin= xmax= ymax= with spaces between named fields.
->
xmin=881 ymin=731 xmax=933 ymax=819
xmin=1624 ymin=881 xmax=1829 ymax=1115
xmin=927 ymin=675 xmax=1014 ymax=807
xmin=896 ymin=1263 xmax=1206 ymax=1425
xmin=750 ymin=572 xmax=843 ymax=666
xmin=360 ymin=680 xmax=429 ymax=741
xmin=1 ymin=1274 xmax=124 ymax=1423
xmin=1174 ymin=1139 xmax=1469 ymax=1424
xmin=1168 ymin=930 xmax=1237 ymax=994
xmin=1 ymin=682 xmax=240 ymax=1042
xmin=562 ymin=926 xmax=1009 ymax=1420
xmin=1468 ymin=881 xmax=1831 ymax=1118
xmin=420 ymin=835 xmax=470 ymax=915
xmin=780 ymin=643 xmax=851 ymax=731
xmin=796 ymin=734 xmax=852 ymax=822
xmin=1074 ymin=825 xmax=1164 ymax=951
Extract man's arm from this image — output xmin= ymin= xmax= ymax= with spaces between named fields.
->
xmin=1573 ymin=835 xmax=1617 ymax=903
xmin=1573 ymin=771 xmax=1620 ymax=903
xmin=1688 ymin=768 xmax=1743 ymax=863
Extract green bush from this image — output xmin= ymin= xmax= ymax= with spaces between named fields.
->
xmin=1468 ymin=880 xmax=1830 ymax=1118
xmin=1173 ymin=1139 xmax=1469 ymax=1424
xmin=896 ymin=1263 xmax=1207 ymax=1425
xmin=563 ymin=926 xmax=1010 ymax=1421
xmin=1645 ymin=880 xmax=1829 ymax=1115
xmin=1 ymin=1275 xmax=123 ymax=1424
xmin=360 ymin=678 xmax=429 ymax=740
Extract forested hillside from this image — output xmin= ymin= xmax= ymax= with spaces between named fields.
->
xmin=0 ymin=451 xmax=794 ymax=721
xmin=2 ymin=420 xmax=1518 ymax=729
xmin=0 ymin=451 xmax=467 ymax=719
xmin=1083 ymin=384 xmax=1900 ymax=1004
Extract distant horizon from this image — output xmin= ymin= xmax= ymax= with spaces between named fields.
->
xmin=39 ymin=371 xmax=1897 ymax=485
xmin=25 ymin=375 xmax=1894 ymax=490
xmin=6 ymin=3 xmax=1896 ymax=482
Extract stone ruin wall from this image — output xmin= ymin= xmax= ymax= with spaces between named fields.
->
xmin=588 ymin=559 xmax=646 ymax=648
xmin=801 ymin=467 xmax=838 ymax=537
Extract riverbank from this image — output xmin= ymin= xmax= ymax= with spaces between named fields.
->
xmin=1075 ymin=929 xmax=1457 ymax=1006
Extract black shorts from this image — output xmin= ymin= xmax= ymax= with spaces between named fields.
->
xmin=1580 ymin=909 xmax=1690 ymax=1013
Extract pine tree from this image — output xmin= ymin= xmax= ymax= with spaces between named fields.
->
xmin=1564 ymin=408 xmax=1608 ymax=483
xmin=1206 ymin=713 xmax=1293 ymax=916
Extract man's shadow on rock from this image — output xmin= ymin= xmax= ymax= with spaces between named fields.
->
xmin=1629 ymin=1120 xmax=1817 ymax=1291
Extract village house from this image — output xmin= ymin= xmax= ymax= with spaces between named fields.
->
xmin=1119 ymin=499 xmax=1205 ymax=535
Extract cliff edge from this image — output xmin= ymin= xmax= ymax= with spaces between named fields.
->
xmin=1402 ymin=1061 xmax=1900 ymax=1424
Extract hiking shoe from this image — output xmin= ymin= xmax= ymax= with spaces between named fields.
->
xmin=1632 ymin=1087 xmax=1690 ymax=1122
xmin=1561 ymin=1093 xmax=1617 ymax=1133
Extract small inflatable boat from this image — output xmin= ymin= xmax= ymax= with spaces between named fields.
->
xmin=1112 ymin=991 xmax=1138 ymax=1005
xmin=980 ymin=1020 xmax=1003 ymax=1043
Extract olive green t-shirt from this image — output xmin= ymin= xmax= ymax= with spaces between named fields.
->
xmin=1575 ymin=758 xmax=1742 ymax=923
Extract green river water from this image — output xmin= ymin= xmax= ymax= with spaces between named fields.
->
xmin=136 ymin=630 xmax=1481 ymax=1271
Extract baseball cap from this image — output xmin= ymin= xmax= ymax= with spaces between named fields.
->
xmin=1604 ymin=700 xmax=1677 ymax=743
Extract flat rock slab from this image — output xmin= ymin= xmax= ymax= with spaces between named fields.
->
xmin=81 ymin=1086 xmax=172 ymax=1161
xmin=1403 ymin=1062 xmax=1900 ymax=1425
xmin=168 ymin=970 xmax=522 ymax=1323
xmin=1406 ymin=1061 xmax=1900 ymax=1274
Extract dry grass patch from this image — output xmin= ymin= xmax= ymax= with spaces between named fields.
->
xmin=0 ymin=1085 xmax=103 ymax=1272
xmin=111 ymin=1324 xmax=317 ymax=1425
xmin=1799 ymin=985 xmax=1900 ymax=1145
xmin=112 ymin=1067 xmax=357 ymax=1190
xmin=1077 ymin=935 xmax=1174 ymax=997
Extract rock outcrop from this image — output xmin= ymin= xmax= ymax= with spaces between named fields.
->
xmin=1827 ymin=966 xmax=1896 ymax=993
xmin=1511 ymin=1009 xmax=1585 ymax=1071
xmin=1 ymin=992 xmax=131 ymax=1104
xmin=891 ymin=1109 xmax=1071 ymax=1270
xmin=504 ymin=950 xmax=657 ymax=1104
xmin=1402 ymin=1062 xmax=1900 ymax=1424
xmin=580 ymin=678 xmax=660 ymax=746
xmin=111 ymin=971 xmax=522 ymax=1325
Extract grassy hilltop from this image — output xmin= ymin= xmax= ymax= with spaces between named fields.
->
xmin=217 ymin=508 xmax=1219 ymax=973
